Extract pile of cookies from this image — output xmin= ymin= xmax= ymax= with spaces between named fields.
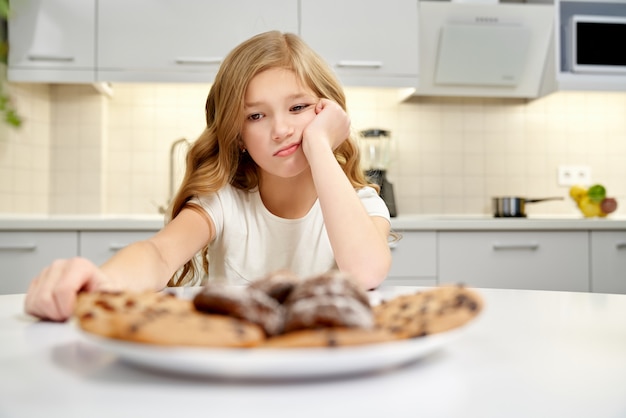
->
xmin=74 ymin=270 xmax=483 ymax=348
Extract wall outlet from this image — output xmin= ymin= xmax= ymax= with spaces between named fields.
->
xmin=557 ymin=165 xmax=592 ymax=186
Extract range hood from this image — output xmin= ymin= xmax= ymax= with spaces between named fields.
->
xmin=413 ymin=2 xmax=556 ymax=99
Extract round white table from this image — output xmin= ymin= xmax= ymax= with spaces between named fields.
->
xmin=1 ymin=286 xmax=625 ymax=418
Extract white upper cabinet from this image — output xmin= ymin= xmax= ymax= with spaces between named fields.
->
xmin=299 ymin=0 xmax=419 ymax=88
xmin=96 ymin=0 xmax=298 ymax=82
xmin=8 ymin=0 xmax=96 ymax=82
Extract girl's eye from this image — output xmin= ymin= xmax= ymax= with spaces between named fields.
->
xmin=247 ymin=113 xmax=263 ymax=121
xmin=290 ymin=104 xmax=310 ymax=112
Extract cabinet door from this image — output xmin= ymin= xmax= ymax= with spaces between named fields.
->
xmin=591 ymin=231 xmax=626 ymax=294
xmin=8 ymin=0 xmax=96 ymax=82
xmin=385 ymin=231 xmax=437 ymax=287
xmin=300 ymin=0 xmax=419 ymax=87
xmin=97 ymin=0 xmax=298 ymax=82
xmin=439 ymin=231 xmax=589 ymax=292
xmin=0 ymin=232 xmax=78 ymax=294
xmin=79 ymin=231 xmax=157 ymax=267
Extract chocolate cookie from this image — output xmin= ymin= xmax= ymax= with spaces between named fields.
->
xmin=248 ymin=269 xmax=299 ymax=304
xmin=262 ymin=327 xmax=398 ymax=348
xmin=74 ymin=291 xmax=264 ymax=347
xmin=285 ymin=270 xmax=371 ymax=309
xmin=193 ymin=284 xmax=285 ymax=336
xmin=373 ymin=284 xmax=483 ymax=339
xmin=284 ymin=295 xmax=375 ymax=333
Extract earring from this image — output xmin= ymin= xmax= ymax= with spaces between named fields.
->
xmin=241 ymin=147 xmax=247 ymax=154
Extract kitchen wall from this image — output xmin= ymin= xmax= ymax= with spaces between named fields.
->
xmin=2 ymin=82 xmax=625 ymax=217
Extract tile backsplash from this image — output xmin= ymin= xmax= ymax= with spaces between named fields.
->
xmin=2 ymin=82 xmax=625 ymax=216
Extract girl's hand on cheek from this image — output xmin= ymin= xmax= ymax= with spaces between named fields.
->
xmin=303 ymin=99 xmax=351 ymax=153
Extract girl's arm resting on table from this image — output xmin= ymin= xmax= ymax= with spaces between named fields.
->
xmin=302 ymin=100 xmax=392 ymax=289
xmin=101 ymin=208 xmax=213 ymax=290
xmin=24 ymin=208 xmax=213 ymax=321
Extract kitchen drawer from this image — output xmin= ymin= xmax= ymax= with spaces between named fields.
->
xmin=591 ymin=231 xmax=626 ymax=294
xmin=79 ymin=231 xmax=157 ymax=266
xmin=0 ymin=232 xmax=78 ymax=294
xmin=438 ymin=231 xmax=589 ymax=291
xmin=386 ymin=231 xmax=437 ymax=286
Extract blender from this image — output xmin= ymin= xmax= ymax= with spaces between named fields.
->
xmin=359 ymin=129 xmax=397 ymax=217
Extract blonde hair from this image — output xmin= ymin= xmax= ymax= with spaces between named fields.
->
xmin=168 ymin=31 xmax=371 ymax=286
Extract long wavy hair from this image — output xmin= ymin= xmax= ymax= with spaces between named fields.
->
xmin=168 ymin=31 xmax=371 ymax=286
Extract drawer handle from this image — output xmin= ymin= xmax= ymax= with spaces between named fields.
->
xmin=492 ymin=242 xmax=539 ymax=251
xmin=0 ymin=244 xmax=37 ymax=251
xmin=108 ymin=243 xmax=129 ymax=251
xmin=175 ymin=57 xmax=222 ymax=65
xmin=28 ymin=54 xmax=75 ymax=62
xmin=616 ymin=242 xmax=626 ymax=250
xmin=336 ymin=60 xmax=383 ymax=68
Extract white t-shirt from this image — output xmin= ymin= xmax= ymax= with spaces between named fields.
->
xmin=191 ymin=184 xmax=390 ymax=284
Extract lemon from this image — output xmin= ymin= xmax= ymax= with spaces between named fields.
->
xmin=569 ymin=185 xmax=587 ymax=203
xmin=587 ymin=184 xmax=606 ymax=203
xmin=578 ymin=195 xmax=602 ymax=218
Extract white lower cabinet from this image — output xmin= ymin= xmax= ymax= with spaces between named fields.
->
xmin=591 ymin=231 xmax=626 ymax=294
xmin=385 ymin=231 xmax=437 ymax=287
xmin=79 ymin=231 xmax=156 ymax=267
xmin=438 ymin=231 xmax=590 ymax=292
xmin=0 ymin=232 xmax=78 ymax=294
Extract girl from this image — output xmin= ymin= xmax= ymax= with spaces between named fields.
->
xmin=25 ymin=31 xmax=392 ymax=321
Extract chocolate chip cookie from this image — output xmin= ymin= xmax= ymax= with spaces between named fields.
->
xmin=373 ymin=284 xmax=483 ymax=339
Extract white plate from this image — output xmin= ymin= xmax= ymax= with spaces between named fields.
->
xmin=78 ymin=326 xmax=470 ymax=380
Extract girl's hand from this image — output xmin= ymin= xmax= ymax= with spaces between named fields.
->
xmin=302 ymin=99 xmax=351 ymax=153
xmin=24 ymin=257 xmax=117 ymax=321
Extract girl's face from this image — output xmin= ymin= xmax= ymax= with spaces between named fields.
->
xmin=241 ymin=68 xmax=318 ymax=180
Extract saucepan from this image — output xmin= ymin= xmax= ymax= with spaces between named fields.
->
xmin=492 ymin=196 xmax=564 ymax=218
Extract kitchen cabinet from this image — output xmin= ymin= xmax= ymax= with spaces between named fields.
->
xmin=8 ymin=0 xmax=96 ymax=83
xmin=97 ymin=0 xmax=298 ymax=82
xmin=438 ymin=231 xmax=590 ymax=292
xmin=299 ymin=0 xmax=419 ymax=88
xmin=79 ymin=231 xmax=156 ymax=267
xmin=555 ymin=1 xmax=626 ymax=92
xmin=0 ymin=232 xmax=78 ymax=294
xmin=385 ymin=231 xmax=437 ymax=287
xmin=591 ymin=231 xmax=626 ymax=294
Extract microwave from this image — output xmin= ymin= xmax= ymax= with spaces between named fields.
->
xmin=570 ymin=14 xmax=626 ymax=74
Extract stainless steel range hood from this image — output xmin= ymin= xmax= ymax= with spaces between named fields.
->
xmin=413 ymin=2 xmax=556 ymax=99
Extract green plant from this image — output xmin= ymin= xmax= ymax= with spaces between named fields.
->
xmin=1 ymin=0 xmax=23 ymax=128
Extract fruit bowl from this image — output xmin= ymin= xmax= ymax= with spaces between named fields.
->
xmin=569 ymin=184 xmax=618 ymax=218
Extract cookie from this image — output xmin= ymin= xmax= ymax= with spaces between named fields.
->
xmin=284 ymin=294 xmax=375 ymax=333
xmin=193 ymin=284 xmax=285 ymax=336
xmin=74 ymin=291 xmax=264 ymax=348
xmin=285 ymin=270 xmax=371 ymax=309
xmin=74 ymin=290 xmax=189 ymax=336
xmin=262 ymin=327 xmax=398 ymax=348
xmin=373 ymin=284 xmax=483 ymax=339
xmin=248 ymin=269 xmax=299 ymax=304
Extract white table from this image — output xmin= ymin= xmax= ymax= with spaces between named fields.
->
xmin=1 ymin=286 xmax=625 ymax=418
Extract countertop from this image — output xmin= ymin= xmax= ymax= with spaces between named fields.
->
xmin=1 ymin=213 xmax=626 ymax=231
xmin=1 ymin=286 xmax=625 ymax=418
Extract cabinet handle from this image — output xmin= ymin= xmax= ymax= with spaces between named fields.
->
xmin=492 ymin=242 xmax=539 ymax=251
xmin=108 ymin=243 xmax=129 ymax=251
xmin=616 ymin=242 xmax=626 ymax=250
xmin=175 ymin=57 xmax=222 ymax=65
xmin=28 ymin=54 xmax=74 ymax=62
xmin=0 ymin=244 xmax=37 ymax=251
xmin=336 ymin=60 xmax=383 ymax=68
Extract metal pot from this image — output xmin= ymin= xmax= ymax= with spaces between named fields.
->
xmin=492 ymin=196 xmax=564 ymax=218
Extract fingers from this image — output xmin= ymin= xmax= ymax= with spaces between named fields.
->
xmin=306 ymin=99 xmax=351 ymax=150
xmin=24 ymin=257 xmax=107 ymax=322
